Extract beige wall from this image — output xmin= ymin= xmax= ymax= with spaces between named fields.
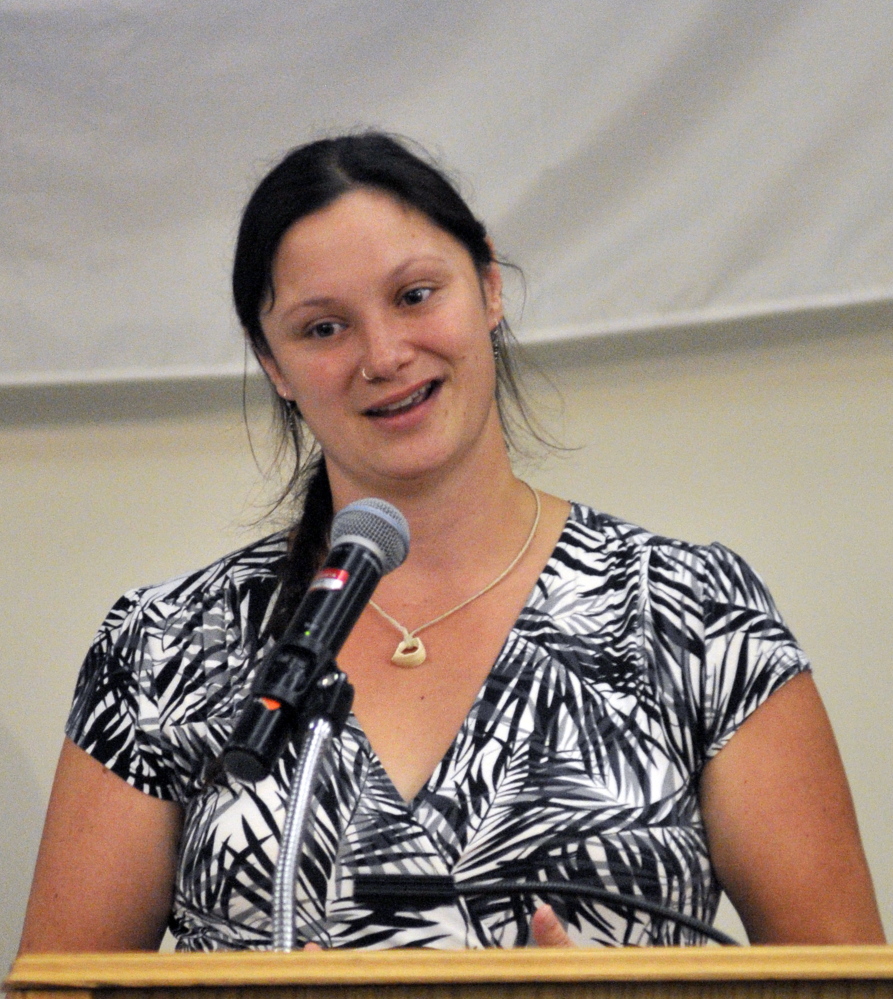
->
xmin=1 ymin=326 xmax=890 ymax=967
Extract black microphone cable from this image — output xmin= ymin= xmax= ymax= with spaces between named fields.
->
xmin=354 ymin=874 xmax=738 ymax=946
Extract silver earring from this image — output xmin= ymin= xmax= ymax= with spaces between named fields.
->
xmin=362 ymin=368 xmax=375 ymax=382
xmin=489 ymin=320 xmax=504 ymax=360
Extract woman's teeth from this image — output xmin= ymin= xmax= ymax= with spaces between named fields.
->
xmin=368 ymin=382 xmax=435 ymax=416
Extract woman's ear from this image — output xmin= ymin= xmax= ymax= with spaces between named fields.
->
xmin=256 ymin=350 xmax=293 ymax=401
xmin=482 ymin=243 xmax=503 ymax=327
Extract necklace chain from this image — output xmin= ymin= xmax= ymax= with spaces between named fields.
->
xmin=368 ymin=484 xmax=541 ymax=668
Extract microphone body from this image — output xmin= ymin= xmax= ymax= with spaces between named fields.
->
xmin=222 ymin=499 xmax=409 ymax=782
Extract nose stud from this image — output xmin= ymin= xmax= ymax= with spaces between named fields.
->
xmin=361 ymin=367 xmax=375 ymax=382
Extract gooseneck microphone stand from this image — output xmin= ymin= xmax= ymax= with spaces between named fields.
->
xmin=271 ymin=667 xmax=354 ymax=952
xmin=220 ymin=498 xmax=411 ymax=952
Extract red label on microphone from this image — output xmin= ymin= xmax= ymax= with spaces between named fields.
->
xmin=308 ymin=567 xmax=350 ymax=592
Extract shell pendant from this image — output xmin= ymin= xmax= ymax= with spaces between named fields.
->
xmin=391 ymin=635 xmax=427 ymax=668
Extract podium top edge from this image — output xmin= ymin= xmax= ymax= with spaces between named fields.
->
xmin=6 ymin=945 xmax=893 ymax=989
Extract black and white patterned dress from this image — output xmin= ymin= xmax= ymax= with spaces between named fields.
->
xmin=67 ymin=503 xmax=809 ymax=949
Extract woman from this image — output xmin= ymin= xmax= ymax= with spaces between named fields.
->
xmin=19 ymin=133 xmax=884 ymax=951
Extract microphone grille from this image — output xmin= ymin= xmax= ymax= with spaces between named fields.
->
xmin=331 ymin=498 xmax=410 ymax=575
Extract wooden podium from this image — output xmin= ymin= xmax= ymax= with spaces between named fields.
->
xmin=6 ymin=946 xmax=893 ymax=999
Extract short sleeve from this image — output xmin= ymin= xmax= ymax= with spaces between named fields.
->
xmin=643 ymin=540 xmax=811 ymax=772
xmin=65 ymin=534 xmax=287 ymax=806
xmin=698 ymin=542 xmax=811 ymax=758
xmin=66 ymin=590 xmax=181 ymax=800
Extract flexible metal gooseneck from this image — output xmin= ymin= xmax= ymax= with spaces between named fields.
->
xmin=271 ymin=716 xmax=334 ymax=952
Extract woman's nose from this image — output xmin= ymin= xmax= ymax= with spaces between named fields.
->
xmin=358 ymin=315 xmax=415 ymax=381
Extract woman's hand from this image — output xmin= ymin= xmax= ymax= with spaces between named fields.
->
xmin=531 ymin=904 xmax=573 ymax=946
xmin=302 ymin=909 xmax=573 ymax=950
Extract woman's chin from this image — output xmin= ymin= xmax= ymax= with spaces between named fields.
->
xmin=329 ymin=449 xmax=470 ymax=499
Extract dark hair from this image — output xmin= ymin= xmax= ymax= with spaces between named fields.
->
xmin=232 ymin=132 xmax=535 ymax=633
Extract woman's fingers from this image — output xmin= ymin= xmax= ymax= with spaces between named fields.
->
xmin=301 ymin=910 xmax=574 ymax=950
xmin=303 ymin=911 xmax=572 ymax=950
xmin=531 ymin=904 xmax=574 ymax=947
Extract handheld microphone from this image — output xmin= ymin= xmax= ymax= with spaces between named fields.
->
xmin=222 ymin=498 xmax=409 ymax=782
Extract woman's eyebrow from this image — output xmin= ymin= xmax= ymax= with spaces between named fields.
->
xmin=271 ymin=294 xmax=340 ymax=324
xmin=274 ymin=255 xmax=452 ymax=320
xmin=388 ymin=253 xmax=450 ymax=278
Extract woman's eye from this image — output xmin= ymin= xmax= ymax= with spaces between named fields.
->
xmin=306 ymin=320 xmax=343 ymax=339
xmin=401 ymin=286 xmax=433 ymax=306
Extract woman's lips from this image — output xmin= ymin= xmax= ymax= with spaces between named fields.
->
xmin=365 ymin=380 xmax=441 ymax=417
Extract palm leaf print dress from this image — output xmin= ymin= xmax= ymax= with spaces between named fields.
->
xmin=67 ymin=504 xmax=810 ymax=948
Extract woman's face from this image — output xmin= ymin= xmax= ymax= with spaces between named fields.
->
xmin=258 ymin=187 xmax=504 ymax=499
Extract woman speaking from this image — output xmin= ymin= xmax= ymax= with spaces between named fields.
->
xmin=19 ymin=133 xmax=884 ymax=951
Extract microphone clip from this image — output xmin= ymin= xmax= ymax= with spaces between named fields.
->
xmin=222 ymin=635 xmax=354 ymax=783
xmin=251 ymin=632 xmax=336 ymax=709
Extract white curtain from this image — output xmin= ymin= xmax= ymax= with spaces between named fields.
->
xmin=2 ymin=0 xmax=891 ymax=384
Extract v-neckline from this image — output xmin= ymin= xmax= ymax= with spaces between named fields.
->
xmin=342 ymin=507 xmax=577 ymax=810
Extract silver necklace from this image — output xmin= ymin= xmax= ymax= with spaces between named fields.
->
xmin=368 ymin=485 xmax=541 ymax=668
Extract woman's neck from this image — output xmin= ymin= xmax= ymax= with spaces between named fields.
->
xmin=326 ymin=442 xmax=533 ymax=592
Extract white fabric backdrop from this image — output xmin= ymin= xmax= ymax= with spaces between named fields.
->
xmin=2 ymin=0 xmax=892 ymax=385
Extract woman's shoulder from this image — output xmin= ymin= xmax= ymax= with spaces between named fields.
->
xmin=95 ymin=530 xmax=290 ymax=644
xmin=559 ymin=501 xmax=772 ymax=608
xmin=561 ymin=501 xmax=717 ymax=560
